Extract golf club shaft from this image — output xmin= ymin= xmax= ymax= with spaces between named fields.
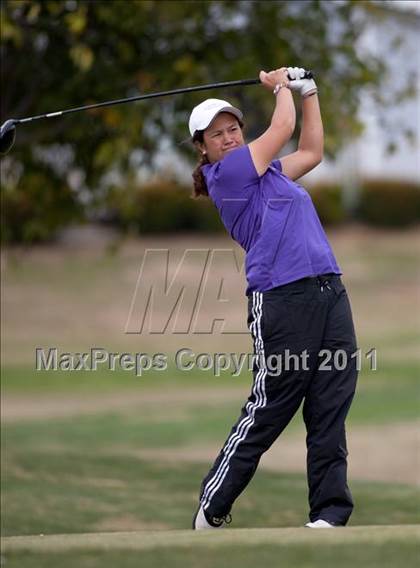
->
xmin=0 ymin=71 xmax=314 ymax=155
xmin=16 ymin=79 xmax=262 ymax=125
xmin=15 ymin=71 xmax=313 ymax=125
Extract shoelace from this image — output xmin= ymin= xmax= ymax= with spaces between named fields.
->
xmin=213 ymin=513 xmax=232 ymax=525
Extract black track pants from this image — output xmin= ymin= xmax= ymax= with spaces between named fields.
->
xmin=199 ymin=274 xmax=358 ymax=526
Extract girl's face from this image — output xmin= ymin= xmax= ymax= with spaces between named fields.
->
xmin=198 ymin=113 xmax=244 ymax=163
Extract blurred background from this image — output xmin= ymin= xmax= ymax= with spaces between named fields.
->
xmin=1 ymin=0 xmax=419 ymax=564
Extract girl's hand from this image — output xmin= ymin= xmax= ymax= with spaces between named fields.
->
xmin=259 ymin=68 xmax=290 ymax=92
xmin=287 ymin=67 xmax=318 ymax=98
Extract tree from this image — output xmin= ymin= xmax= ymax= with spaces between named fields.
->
xmin=0 ymin=0 xmax=392 ymax=241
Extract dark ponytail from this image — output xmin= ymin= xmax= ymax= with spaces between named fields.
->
xmin=191 ymin=130 xmax=209 ymax=198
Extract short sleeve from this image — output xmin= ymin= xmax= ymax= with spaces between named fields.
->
xmin=204 ymin=145 xmax=260 ymax=196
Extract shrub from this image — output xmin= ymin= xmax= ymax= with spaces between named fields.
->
xmin=306 ymin=183 xmax=347 ymax=225
xmin=104 ymin=178 xmax=224 ymax=234
xmin=357 ymin=179 xmax=420 ymax=227
xmin=1 ymin=168 xmax=82 ymax=244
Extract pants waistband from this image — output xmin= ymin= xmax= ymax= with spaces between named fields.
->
xmin=255 ymin=273 xmax=341 ymax=296
xmin=298 ymin=273 xmax=338 ymax=285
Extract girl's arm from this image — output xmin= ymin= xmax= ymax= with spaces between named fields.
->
xmin=281 ymin=77 xmax=323 ymax=181
xmin=248 ymin=68 xmax=296 ymax=177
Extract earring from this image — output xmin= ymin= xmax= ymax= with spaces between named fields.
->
xmin=202 ymin=151 xmax=206 ymax=155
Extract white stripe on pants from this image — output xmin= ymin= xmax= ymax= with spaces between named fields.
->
xmin=201 ymin=291 xmax=267 ymax=511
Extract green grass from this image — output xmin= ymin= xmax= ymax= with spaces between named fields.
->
xmin=0 ymin=364 xmax=252 ymax=393
xmin=2 ymin=528 xmax=420 ymax=568
xmin=3 ymin=412 xmax=420 ymax=537
xmin=2 ymin=360 xmax=419 ymax=426
xmin=2 ymin=359 xmax=419 ymax=542
xmin=350 ymin=365 xmax=420 ymax=424
xmin=4 ymin=543 xmax=420 ymax=568
xmin=2 ymin=405 xmax=248 ymax=450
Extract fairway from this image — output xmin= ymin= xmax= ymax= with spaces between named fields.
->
xmin=4 ymin=525 xmax=420 ymax=551
xmin=2 ymin=526 xmax=420 ymax=568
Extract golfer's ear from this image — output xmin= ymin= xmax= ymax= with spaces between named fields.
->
xmin=194 ymin=141 xmax=205 ymax=154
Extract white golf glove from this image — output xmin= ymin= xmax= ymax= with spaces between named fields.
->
xmin=287 ymin=67 xmax=317 ymax=98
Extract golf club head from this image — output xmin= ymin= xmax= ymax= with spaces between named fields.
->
xmin=0 ymin=120 xmax=17 ymax=155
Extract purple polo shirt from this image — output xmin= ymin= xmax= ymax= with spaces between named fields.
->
xmin=201 ymin=145 xmax=341 ymax=295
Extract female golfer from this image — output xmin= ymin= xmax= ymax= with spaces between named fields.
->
xmin=189 ymin=67 xmax=358 ymax=529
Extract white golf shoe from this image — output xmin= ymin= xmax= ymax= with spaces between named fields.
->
xmin=192 ymin=504 xmax=232 ymax=530
xmin=305 ymin=519 xmax=338 ymax=528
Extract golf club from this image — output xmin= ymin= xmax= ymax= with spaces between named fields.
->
xmin=0 ymin=71 xmax=313 ymax=155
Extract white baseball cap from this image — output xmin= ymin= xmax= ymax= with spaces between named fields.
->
xmin=188 ymin=98 xmax=243 ymax=138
